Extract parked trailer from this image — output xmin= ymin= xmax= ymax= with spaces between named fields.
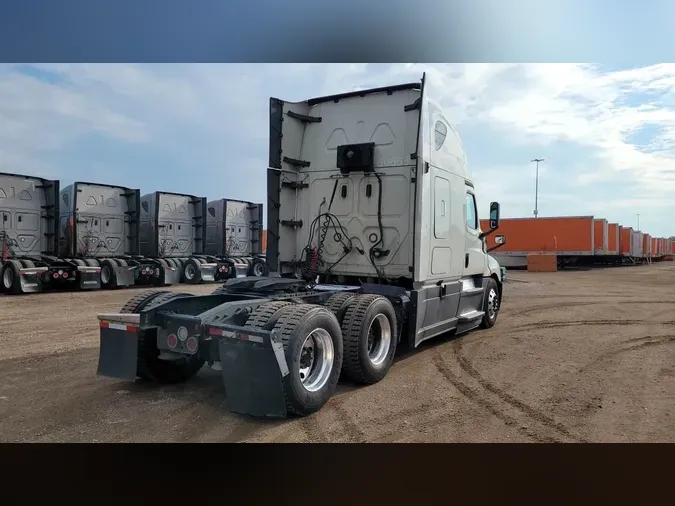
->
xmin=631 ymin=230 xmax=644 ymax=260
xmin=480 ymin=216 xmax=594 ymax=268
xmin=59 ymin=182 xmax=184 ymax=289
xmin=201 ymin=198 xmax=268 ymax=281
xmin=0 ymin=172 xmax=100 ymax=294
xmin=593 ymin=218 xmax=609 ymax=255
xmin=95 ymin=74 xmax=508 ymax=418
xmin=139 ymin=191 xmax=227 ymax=285
xmin=643 ymin=234 xmax=652 ymax=261
xmin=619 ymin=226 xmax=634 ymax=263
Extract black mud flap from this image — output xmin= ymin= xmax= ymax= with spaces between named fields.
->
xmin=209 ymin=324 xmax=289 ymax=418
xmin=78 ymin=266 xmax=101 ymax=290
xmin=114 ymin=266 xmax=135 ymax=287
xmin=199 ymin=263 xmax=218 ymax=283
xmin=97 ymin=321 xmax=140 ymax=381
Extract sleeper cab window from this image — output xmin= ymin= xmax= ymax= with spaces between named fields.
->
xmin=465 ymin=193 xmax=478 ymax=230
xmin=434 ymin=120 xmax=447 ymax=151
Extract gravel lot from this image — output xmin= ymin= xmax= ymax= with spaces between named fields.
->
xmin=1 ymin=263 xmax=674 ymax=443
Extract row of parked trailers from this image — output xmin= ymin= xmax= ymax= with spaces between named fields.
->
xmin=0 ymin=172 xmax=268 ymax=295
xmin=480 ymin=216 xmax=674 ymax=269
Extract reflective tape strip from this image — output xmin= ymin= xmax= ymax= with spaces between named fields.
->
xmin=100 ymin=321 xmax=139 ymax=333
xmin=208 ymin=327 xmax=264 ymax=344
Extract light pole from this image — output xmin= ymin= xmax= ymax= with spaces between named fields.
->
xmin=532 ymin=158 xmax=544 ymax=218
xmin=636 ymin=214 xmax=640 ymax=231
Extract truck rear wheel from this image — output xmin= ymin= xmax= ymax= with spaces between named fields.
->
xmin=100 ymin=259 xmax=117 ymax=289
xmin=479 ymin=277 xmax=500 ymax=329
xmin=183 ymin=258 xmax=202 ymax=284
xmin=324 ymin=292 xmax=357 ymax=323
xmin=1 ymin=260 xmax=22 ymax=295
xmin=120 ymin=290 xmax=205 ymax=383
xmin=271 ymin=304 xmax=343 ymax=416
xmin=250 ymin=257 xmax=269 ymax=277
xmin=245 ymin=301 xmax=295 ymax=330
xmin=340 ymin=294 xmax=398 ymax=385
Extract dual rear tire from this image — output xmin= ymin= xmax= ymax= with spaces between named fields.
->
xmin=244 ymin=293 xmax=398 ymax=416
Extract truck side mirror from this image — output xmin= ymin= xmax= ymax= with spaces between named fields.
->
xmin=489 ymin=202 xmax=500 ymax=229
xmin=494 ymin=234 xmax=506 ymax=245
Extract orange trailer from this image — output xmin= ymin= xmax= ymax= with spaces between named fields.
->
xmin=607 ymin=223 xmax=619 ymax=254
xmin=480 ymin=216 xmax=595 ymax=254
xmin=643 ymin=234 xmax=652 ymax=257
xmin=619 ymin=226 xmax=633 ymax=257
xmin=262 ymin=229 xmax=267 ymax=253
xmin=593 ymin=219 xmax=609 ymax=254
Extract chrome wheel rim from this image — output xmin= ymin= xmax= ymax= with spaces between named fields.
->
xmin=298 ymin=328 xmax=334 ymax=392
xmin=487 ymin=288 xmax=498 ymax=319
xmin=253 ymin=262 xmax=264 ymax=277
xmin=367 ymin=313 xmax=392 ymax=366
xmin=185 ymin=263 xmax=195 ymax=280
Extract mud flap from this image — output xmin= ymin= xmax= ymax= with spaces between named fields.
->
xmin=199 ymin=263 xmax=218 ymax=283
xmin=78 ymin=266 xmax=101 ymax=290
xmin=19 ymin=267 xmax=47 ymax=293
xmin=113 ymin=266 xmax=136 ymax=287
xmin=96 ymin=314 xmax=140 ymax=381
xmin=162 ymin=266 xmax=181 ymax=285
xmin=232 ymin=262 xmax=249 ymax=278
xmin=209 ymin=324 xmax=288 ymax=418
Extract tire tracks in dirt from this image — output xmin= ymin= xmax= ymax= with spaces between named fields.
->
xmin=514 ymin=300 xmax=675 ymax=317
xmin=449 ymin=341 xmax=589 ymax=443
xmin=510 ymin=320 xmax=675 ymax=331
xmin=578 ymin=335 xmax=675 ymax=374
xmin=431 ymin=352 xmax=561 ymax=443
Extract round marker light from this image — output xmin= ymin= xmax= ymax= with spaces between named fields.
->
xmin=177 ymin=326 xmax=188 ymax=341
xmin=186 ymin=336 xmax=198 ymax=353
xmin=141 ymin=269 xmax=147 ymax=275
xmin=52 ymin=272 xmax=59 ymax=279
xmin=63 ymin=271 xmax=69 ymax=279
xmin=148 ymin=268 xmax=154 ymax=275
xmin=167 ymin=334 xmax=178 ymax=349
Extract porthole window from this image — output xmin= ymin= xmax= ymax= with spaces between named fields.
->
xmin=434 ymin=120 xmax=447 ymax=151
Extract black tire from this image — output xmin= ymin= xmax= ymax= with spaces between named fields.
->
xmin=250 ymin=257 xmax=269 ymax=277
xmin=245 ymin=301 xmax=295 ymax=330
xmin=324 ymin=292 xmax=357 ymax=323
xmin=84 ymin=258 xmax=99 ymax=268
xmin=100 ymin=259 xmax=117 ymax=289
xmin=211 ymin=284 xmax=227 ymax=295
xmin=183 ymin=258 xmax=202 ymax=284
xmin=340 ymin=294 xmax=398 ymax=385
xmin=480 ymin=277 xmax=500 ymax=329
xmin=1 ymin=260 xmax=22 ymax=295
xmin=122 ymin=290 xmax=204 ymax=383
xmin=271 ymin=304 xmax=343 ymax=416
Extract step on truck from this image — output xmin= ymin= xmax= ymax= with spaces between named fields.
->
xmin=139 ymin=191 xmax=227 ymax=285
xmin=96 ymin=73 xmax=508 ymax=418
xmin=0 ymin=172 xmax=101 ymax=294
xmin=59 ymin=181 xmax=181 ymax=289
xmin=200 ymin=198 xmax=269 ymax=281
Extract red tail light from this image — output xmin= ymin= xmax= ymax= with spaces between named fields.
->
xmin=186 ymin=336 xmax=198 ymax=353
xmin=167 ymin=334 xmax=178 ymax=349
xmin=52 ymin=272 xmax=59 ymax=279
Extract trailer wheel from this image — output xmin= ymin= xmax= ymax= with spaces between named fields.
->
xmin=1 ymin=260 xmax=22 ymax=295
xmin=271 ymin=304 xmax=343 ymax=416
xmin=245 ymin=301 xmax=295 ymax=330
xmin=183 ymin=258 xmax=202 ymax=284
xmin=324 ymin=292 xmax=357 ymax=323
xmin=480 ymin=277 xmax=500 ymax=329
xmin=250 ymin=257 xmax=269 ymax=277
xmin=119 ymin=290 xmax=168 ymax=314
xmin=340 ymin=294 xmax=398 ymax=385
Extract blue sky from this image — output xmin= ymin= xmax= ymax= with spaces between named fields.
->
xmin=0 ymin=63 xmax=674 ymax=237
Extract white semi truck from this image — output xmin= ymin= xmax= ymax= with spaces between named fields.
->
xmin=95 ymin=73 xmax=507 ymax=418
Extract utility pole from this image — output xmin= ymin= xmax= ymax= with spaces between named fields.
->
xmin=531 ymin=158 xmax=544 ymax=218
xmin=636 ymin=214 xmax=640 ymax=231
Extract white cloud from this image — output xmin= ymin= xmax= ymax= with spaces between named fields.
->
xmin=0 ymin=63 xmax=674 ymax=233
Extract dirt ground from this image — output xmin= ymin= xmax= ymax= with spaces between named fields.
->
xmin=1 ymin=263 xmax=674 ymax=443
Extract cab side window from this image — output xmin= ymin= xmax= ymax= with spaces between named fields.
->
xmin=465 ymin=193 xmax=478 ymax=231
